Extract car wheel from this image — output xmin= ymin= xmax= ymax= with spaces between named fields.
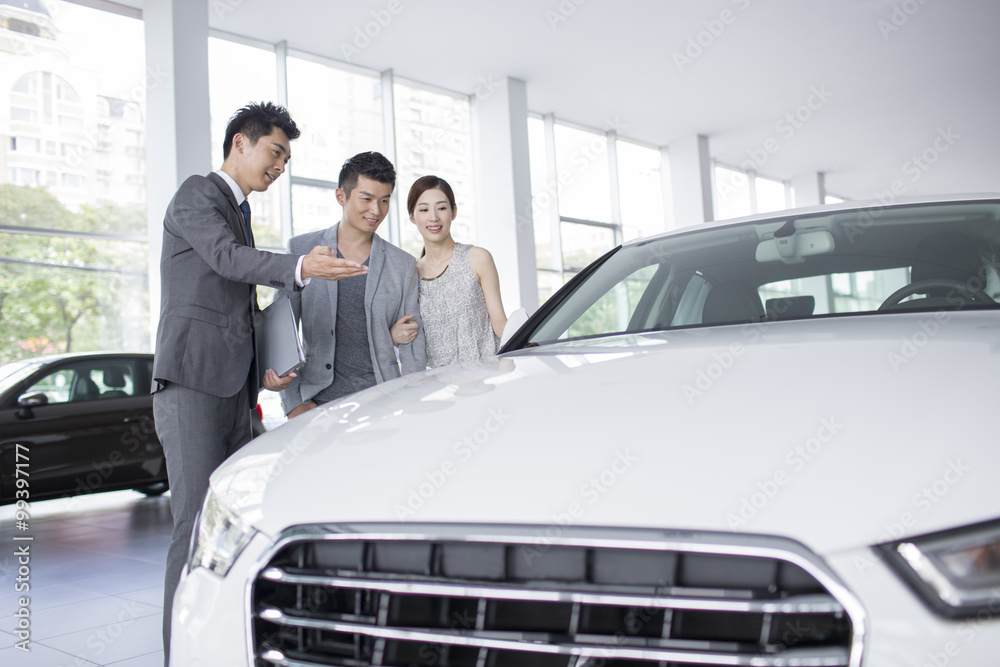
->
xmin=134 ymin=482 xmax=169 ymax=497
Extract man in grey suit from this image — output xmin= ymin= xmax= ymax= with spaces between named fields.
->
xmin=281 ymin=151 xmax=426 ymax=417
xmin=152 ymin=102 xmax=367 ymax=659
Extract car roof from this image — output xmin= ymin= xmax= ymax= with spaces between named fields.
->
xmin=10 ymin=351 xmax=153 ymax=366
xmin=623 ymin=192 xmax=1000 ymax=248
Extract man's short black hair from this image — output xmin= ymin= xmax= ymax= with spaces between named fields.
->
xmin=338 ymin=151 xmax=396 ymax=196
xmin=223 ymin=102 xmax=300 ymax=160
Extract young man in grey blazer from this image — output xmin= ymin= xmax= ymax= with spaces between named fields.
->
xmin=152 ymin=102 xmax=367 ymax=660
xmin=281 ymin=151 xmax=426 ymax=417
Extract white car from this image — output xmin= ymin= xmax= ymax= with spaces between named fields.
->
xmin=171 ymin=194 xmax=1000 ymax=666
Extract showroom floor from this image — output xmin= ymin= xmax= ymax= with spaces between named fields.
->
xmin=0 ymin=491 xmax=171 ymax=666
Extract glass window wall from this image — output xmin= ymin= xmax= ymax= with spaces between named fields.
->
xmin=0 ymin=1 xmax=148 ymax=364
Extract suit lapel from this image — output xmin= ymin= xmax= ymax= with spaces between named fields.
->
xmin=207 ymin=172 xmax=250 ymax=246
xmin=366 ymin=234 xmax=385 ymax=311
xmin=206 ymin=172 xmax=256 ymax=315
xmin=324 ymin=223 xmax=340 ymax=320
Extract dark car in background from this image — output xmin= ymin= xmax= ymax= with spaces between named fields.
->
xmin=0 ymin=352 xmax=168 ymax=505
xmin=1 ymin=351 xmax=270 ymax=506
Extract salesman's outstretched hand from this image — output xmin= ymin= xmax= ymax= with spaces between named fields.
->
xmin=302 ymin=245 xmax=369 ymax=281
xmin=262 ymin=368 xmax=295 ymax=391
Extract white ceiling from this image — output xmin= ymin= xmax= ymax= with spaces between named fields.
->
xmin=135 ymin=0 xmax=1000 ymax=201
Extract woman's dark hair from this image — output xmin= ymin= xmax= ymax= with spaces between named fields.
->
xmin=338 ymin=151 xmax=396 ymax=196
xmin=223 ymin=101 xmax=299 ymax=159
xmin=406 ymin=175 xmax=457 ymax=215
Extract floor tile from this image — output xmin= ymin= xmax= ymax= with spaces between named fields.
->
xmin=73 ymin=565 xmax=166 ymax=597
xmin=39 ymin=613 xmax=163 ymax=665
xmin=0 ymin=492 xmax=172 ymax=666
xmin=112 ymin=586 xmax=164 ymax=609
xmin=107 ymin=650 xmax=164 ymax=666
xmin=0 ymin=583 xmax=104 ymax=614
xmin=0 ymin=641 xmax=100 ymax=666
xmin=2 ymin=596 xmax=160 ymax=640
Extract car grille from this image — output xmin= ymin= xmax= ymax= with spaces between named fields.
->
xmin=250 ymin=525 xmax=862 ymax=667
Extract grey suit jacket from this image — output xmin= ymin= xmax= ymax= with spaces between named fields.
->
xmin=280 ymin=223 xmax=426 ymax=411
xmin=152 ymin=172 xmax=300 ymax=405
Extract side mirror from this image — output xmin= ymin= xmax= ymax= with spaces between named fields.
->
xmin=16 ymin=393 xmax=48 ymax=419
xmin=500 ymin=307 xmax=529 ymax=347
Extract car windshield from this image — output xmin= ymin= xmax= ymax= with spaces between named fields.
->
xmin=526 ymin=199 xmax=1000 ymax=346
xmin=0 ymin=359 xmax=47 ymax=393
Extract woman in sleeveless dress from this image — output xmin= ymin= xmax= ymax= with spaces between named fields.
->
xmin=391 ymin=175 xmax=507 ymax=368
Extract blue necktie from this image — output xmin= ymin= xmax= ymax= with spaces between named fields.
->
xmin=240 ymin=199 xmax=257 ymax=368
xmin=239 ymin=199 xmax=254 ymax=247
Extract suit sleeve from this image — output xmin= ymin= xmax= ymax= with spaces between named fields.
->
xmin=397 ymin=261 xmax=427 ymax=374
xmin=166 ymin=177 xmax=299 ymax=290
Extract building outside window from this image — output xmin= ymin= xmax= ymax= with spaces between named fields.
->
xmin=528 ymin=115 xmax=673 ymax=304
xmin=285 ymin=52 xmax=384 ymax=238
xmin=713 ymin=162 xmax=792 ymax=220
xmin=0 ymin=0 xmax=148 ymax=364
xmin=208 ymin=36 xmax=280 ymax=250
xmin=392 ymin=78 xmax=475 ymax=258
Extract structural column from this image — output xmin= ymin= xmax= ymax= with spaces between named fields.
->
xmin=144 ymin=0 xmax=212 ymax=345
xmin=666 ymin=134 xmax=714 ymax=224
xmin=791 ymin=172 xmax=826 ymax=207
xmin=472 ymin=76 xmax=536 ymax=314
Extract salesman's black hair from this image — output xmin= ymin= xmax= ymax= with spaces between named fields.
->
xmin=222 ymin=101 xmax=300 ymax=160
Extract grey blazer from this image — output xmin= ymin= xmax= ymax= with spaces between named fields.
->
xmin=280 ymin=223 xmax=426 ymax=411
xmin=152 ymin=172 xmax=300 ymax=405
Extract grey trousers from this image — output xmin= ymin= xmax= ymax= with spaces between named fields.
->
xmin=153 ymin=380 xmax=252 ymax=664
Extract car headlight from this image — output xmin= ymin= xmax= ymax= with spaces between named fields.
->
xmin=879 ymin=519 xmax=1000 ymax=618
xmin=188 ymin=487 xmax=257 ymax=577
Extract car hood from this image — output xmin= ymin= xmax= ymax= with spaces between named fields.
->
xmin=213 ymin=311 xmax=1000 ymax=556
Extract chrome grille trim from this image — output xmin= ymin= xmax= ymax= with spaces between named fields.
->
xmin=257 ymin=608 xmax=850 ymax=666
xmin=260 ymin=567 xmax=846 ymax=614
xmin=246 ymin=523 xmax=867 ymax=667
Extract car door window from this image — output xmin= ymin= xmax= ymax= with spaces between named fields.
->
xmin=94 ymin=363 xmax=138 ymax=399
xmin=18 ymin=360 xmax=141 ymax=405
xmin=565 ymin=264 xmax=660 ymax=339
xmin=19 ymin=368 xmax=76 ymax=404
